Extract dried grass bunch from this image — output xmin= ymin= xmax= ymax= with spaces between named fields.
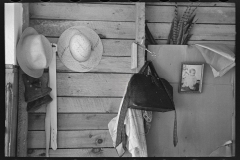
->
xmin=167 ymin=3 xmax=200 ymax=45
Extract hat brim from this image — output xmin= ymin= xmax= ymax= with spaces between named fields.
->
xmin=16 ymin=27 xmax=45 ymax=78
xmin=57 ymin=26 xmax=103 ymax=72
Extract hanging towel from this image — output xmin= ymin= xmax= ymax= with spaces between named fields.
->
xmin=108 ymin=83 xmax=148 ymax=157
xmin=108 ymin=109 xmax=148 ymax=157
xmin=195 ymin=43 xmax=235 ymax=77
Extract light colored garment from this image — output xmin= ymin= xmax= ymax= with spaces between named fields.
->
xmin=195 ymin=43 xmax=235 ymax=78
xmin=108 ymin=107 xmax=148 ymax=157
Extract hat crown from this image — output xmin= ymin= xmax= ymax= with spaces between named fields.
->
xmin=69 ymin=33 xmax=91 ymax=62
xmin=24 ymin=35 xmax=48 ymax=69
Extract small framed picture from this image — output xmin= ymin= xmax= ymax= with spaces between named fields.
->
xmin=179 ymin=63 xmax=204 ymax=93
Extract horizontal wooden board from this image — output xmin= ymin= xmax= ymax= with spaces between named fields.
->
xmin=30 ymin=3 xmax=136 ymax=22
xmin=39 ymin=73 xmax=131 ymax=97
xmin=28 ymin=114 xmax=117 ymax=130
xmin=146 ymin=2 xmax=235 ymax=7
xmin=48 ymin=38 xmax=133 ymax=57
xmin=56 ymin=73 xmax=131 ymax=97
xmin=30 ymin=20 xmax=135 ymax=39
xmin=56 ymin=56 xmax=133 ymax=73
xmin=28 ymin=130 xmax=114 ymax=148
xmin=27 ymin=148 xmax=131 ymax=157
xmin=147 ymin=23 xmax=235 ymax=41
xmin=29 ymin=97 xmax=122 ymax=113
xmin=146 ymin=6 xmax=235 ymax=24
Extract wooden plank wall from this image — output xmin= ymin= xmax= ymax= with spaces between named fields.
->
xmin=145 ymin=2 xmax=235 ymax=50
xmin=145 ymin=2 xmax=235 ymax=157
xmin=26 ymin=2 xmax=143 ymax=157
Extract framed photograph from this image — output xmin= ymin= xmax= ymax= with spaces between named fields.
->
xmin=179 ymin=63 xmax=204 ymax=93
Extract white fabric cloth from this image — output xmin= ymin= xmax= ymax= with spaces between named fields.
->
xmin=108 ymin=104 xmax=148 ymax=157
xmin=195 ymin=43 xmax=235 ymax=78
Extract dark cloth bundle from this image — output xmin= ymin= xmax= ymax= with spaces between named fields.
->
xmin=22 ymin=73 xmax=52 ymax=112
xmin=115 ymin=61 xmax=178 ymax=154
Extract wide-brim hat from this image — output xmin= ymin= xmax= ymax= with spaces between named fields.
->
xmin=57 ymin=26 xmax=103 ymax=72
xmin=16 ymin=27 xmax=53 ymax=78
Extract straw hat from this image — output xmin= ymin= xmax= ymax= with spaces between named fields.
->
xmin=16 ymin=27 xmax=53 ymax=78
xmin=57 ymin=26 xmax=103 ymax=72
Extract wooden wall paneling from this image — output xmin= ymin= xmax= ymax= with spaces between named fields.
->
xmin=29 ymin=97 xmax=122 ymax=114
xmin=48 ymin=38 xmax=134 ymax=57
xmin=145 ymin=2 xmax=235 ymax=46
xmin=135 ymin=2 xmax=145 ymax=72
xmin=17 ymin=3 xmax=29 ymax=157
xmin=146 ymin=23 xmax=235 ymax=41
xmin=29 ymin=20 xmax=135 ymax=39
xmin=28 ymin=114 xmax=117 ymax=130
xmin=29 ymin=3 xmax=136 ymax=22
xmin=27 ymin=2 xmax=138 ymax=157
xmin=146 ymin=2 xmax=235 ymax=7
xmin=146 ymin=6 xmax=235 ymax=24
xmin=56 ymin=56 xmax=133 ymax=73
xmin=5 ymin=68 xmax=18 ymax=156
xmin=27 ymin=148 xmax=132 ymax=157
xmin=28 ymin=130 xmax=114 ymax=148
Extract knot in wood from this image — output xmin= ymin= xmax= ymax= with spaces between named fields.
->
xmin=92 ymin=148 xmax=102 ymax=153
xmin=96 ymin=138 xmax=103 ymax=144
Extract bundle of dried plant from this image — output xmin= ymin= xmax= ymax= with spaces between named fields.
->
xmin=167 ymin=3 xmax=200 ymax=45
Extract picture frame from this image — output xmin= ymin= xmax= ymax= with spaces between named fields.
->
xmin=178 ymin=63 xmax=204 ymax=93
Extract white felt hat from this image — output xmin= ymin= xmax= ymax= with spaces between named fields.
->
xmin=16 ymin=27 xmax=53 ymax=78
xmin=57 ymin=26 xmax=103 ymax=72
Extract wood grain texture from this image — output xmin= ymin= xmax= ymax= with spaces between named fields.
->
xmin=146 ymin=6 xmax=235 ymax=24
xmin=146 ymin=2 xmax=235 ymax=7
xmin=27 ymin=148 xmax=131 ymax=157
xmin=56 ymin=56 xmax=133 ymax=73
xmin=135 ymin=3 xmax=145 ymax=73
xmin=56 ymin=73 xmax=132 ymax=97
xmin=29 ymin=97 xmax=122 ymax=113
xmin=17 ymin=3 xmax=29 ymax=157
xmin=17 ymin=70 xmax=28 ymax=157
xmin=147 ymin=23 xmax=235 ymax=41
xmin=28 ymin=130 xmax=114 ymax=148
xmin=48 ymin=38 xmax=133 ymax=57
xmin=30 ymin=19 xmax=135 ymax=39
xmin=29 ymin=3 xmax=136 ymax=22
xmin=5 ymin=68 xmax=18 ymax=156
xmin=28 ymin=114 xmax=117 ymax=130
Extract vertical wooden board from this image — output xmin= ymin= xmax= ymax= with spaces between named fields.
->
xmin=146 ymin=84 xmax=234 ymax=157
xmin=5 ymin=68 xmax=18 ymax=156
xmin=17 ymin=3 xmax=29 ymax=157
xmin=135 ymin=3 xmax=145 ymax=72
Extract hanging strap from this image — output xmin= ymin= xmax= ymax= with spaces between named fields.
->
xmin=148 ymin=61 xmax=178 ymax=147
xmin=173 ymin=110 xmax=178 ymax=147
